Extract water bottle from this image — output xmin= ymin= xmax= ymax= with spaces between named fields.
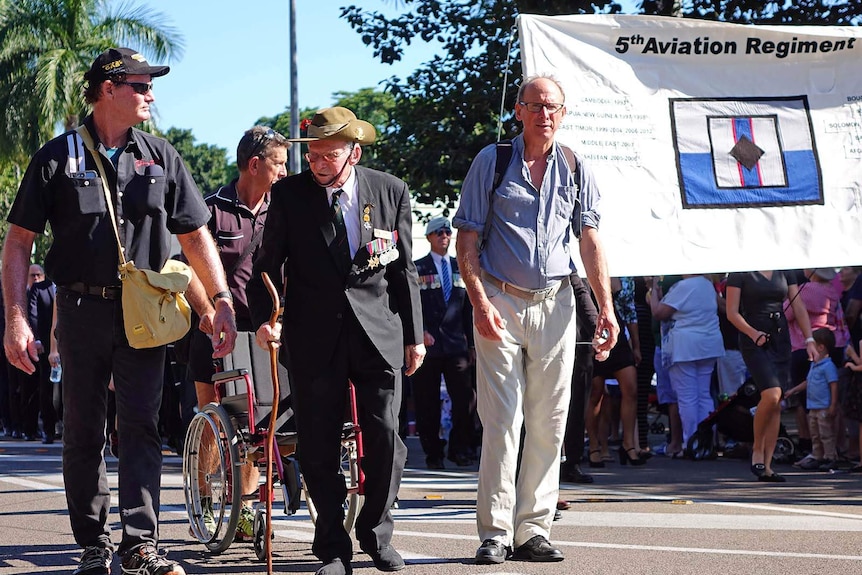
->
xmin=50 ymin=364 xmax=62 ymax=384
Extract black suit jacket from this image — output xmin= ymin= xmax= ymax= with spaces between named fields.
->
xmin=414 ymin=253 xmax=472 ymax=359
xmin=247 ymin=166 xmax=423 ymax=374
xmin=27 ymin=279 xmax=55 ymax=347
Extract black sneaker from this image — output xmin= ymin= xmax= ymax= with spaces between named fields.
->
xmin=121 ymin=544 xmax=185 ymax=575
xmin=73 ymin=546 xmax=112 ymax=575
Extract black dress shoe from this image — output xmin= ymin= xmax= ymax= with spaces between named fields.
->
xmin=426 ymin=456 xmax=445 ymax=470
xmin=475 ymin=539 xmax=511 ymax=564
xmin=316 ymin=558 xmax=352 ymax=575
xmin=553 ymin=509 xmax=562 ymax=521
xmin=758 ymin=472 xmax=787 ymax=483
xmin=364 ymin=545 xmax=405 ymax=571
xmin=42 ymin=433 xmax=55 ymax=445
xmin=562 ymin=465 xmax=594 ymax=484
xmin=512 ymin=535 xmax=564 ymax=562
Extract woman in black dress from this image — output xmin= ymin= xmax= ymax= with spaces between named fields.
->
xmin=726 ymin=271 xmax=815 ymax=482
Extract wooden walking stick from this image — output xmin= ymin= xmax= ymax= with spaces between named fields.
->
xmin=261 ymin=272 xmax=283 ymax=575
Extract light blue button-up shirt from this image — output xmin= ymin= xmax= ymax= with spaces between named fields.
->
xmin=453 ymin=135 xmax=601 ymax=290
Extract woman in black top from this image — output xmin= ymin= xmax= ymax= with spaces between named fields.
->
xmin=726 ymin=271 xmax=815 ymax=482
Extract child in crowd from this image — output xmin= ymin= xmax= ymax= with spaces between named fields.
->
xmin=786 ymin=328 xmax=840 ymax=471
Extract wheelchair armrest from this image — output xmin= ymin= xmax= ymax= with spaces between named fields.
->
xmin=212 ymin=368 xmax=249 ymax=383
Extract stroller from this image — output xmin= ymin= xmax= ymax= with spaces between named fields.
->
xmin=686 ymin=379 xmax=796 ymax=463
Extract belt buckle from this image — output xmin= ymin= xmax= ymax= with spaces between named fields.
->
xmin=532 ymin=287 xmax=553 ymax=302
xmin=101 ymin=287 xmax=110 ymax=299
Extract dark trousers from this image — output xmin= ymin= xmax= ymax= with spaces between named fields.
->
xmin=635 ymin=303 xmax=656 ymax=447
xmin=563 ymin=275 xmax=597 ymax=470
xmin=56 ymin=289 xmax=166 ymax=556
xmin=410 ymin=354 xmax=474 ymax=461
xmin=37 ymin=355 xmax=58 ymax=438
xmin=292 ymin=311 xmax=405 ymax=564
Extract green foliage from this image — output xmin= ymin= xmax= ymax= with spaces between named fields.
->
xmin=0 ymin=0 xmax=183 ymax=159
xmin=685 ymin=0 xmax=862 ymax=24
xmin=161 ymin=127 xmax=233 ymax=196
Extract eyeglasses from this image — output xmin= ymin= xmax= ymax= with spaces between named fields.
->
xmin=29 ymin=273 xmax=44 ymax=277
xmin=434 ymin=228 xmax=452 ymax=237
xmin=114 ymin=81 xmax=153 ymax=95
xmin=519 ymin=101 xmax=565 ymax=114
xmin=249 ymin=128 xmax=286 ymax=159
xmin=304 ymin=145 xmax=353 ymax=164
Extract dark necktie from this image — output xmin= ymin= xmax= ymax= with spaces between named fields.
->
xmin=441 ymin=257 xmax=452 ymax=302
xmin=330 ymin=189 xmax=352 ymax=275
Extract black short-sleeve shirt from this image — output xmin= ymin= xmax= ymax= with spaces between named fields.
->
xmin=7 ymin=115 xmax=209 ymax=286
xmin=199 ymin=181 xmax=270 ymax=325
xmin=726 ymin=270 xmax=793 ymax=318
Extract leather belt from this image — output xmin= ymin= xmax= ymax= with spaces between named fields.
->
xmin=61 ymin=282 xmax=122 ymax=300
xmin=481 ymin=271 xmax=569 ymax=303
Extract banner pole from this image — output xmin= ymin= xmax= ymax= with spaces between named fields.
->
xmin=497 ymin=23 xmax=518 ymax=142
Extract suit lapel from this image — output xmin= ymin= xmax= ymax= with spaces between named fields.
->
xmin=313 ymin=184 xmax=337 ymax=255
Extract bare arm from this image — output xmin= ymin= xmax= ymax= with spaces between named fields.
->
xmin=455 ymin=229 xmax=506 ymax=341
xmin=177 ymin=226 xmax=236 ymax=357
xmin=49 ymin=296 xmax=60 ymax=368
xmin=578 ymin=226 xmax=619 ymax=357
xmin=2 ymin=225 xmax=39 ymax=373
xmin=787 ymin=283 xmax=816 ymax=361
xmin=184 ymin=270 xmax=215 ymax=335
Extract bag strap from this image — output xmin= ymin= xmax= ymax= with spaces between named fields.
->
xmin=558 ymin=144 xmax=584 ymax=239
xmin=75 ymin=125 xmax=128 ymax=267
xmin=479 ymin=140 xmax=513 ymax=251
xmin=228 ymin=223 xmax=265 ymax=276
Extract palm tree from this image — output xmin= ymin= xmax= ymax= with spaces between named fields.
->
xmin=0 ymin=0 xmax=184 ymax=158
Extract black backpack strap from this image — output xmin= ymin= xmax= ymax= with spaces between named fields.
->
xmin=480 ymin=140 xmax=513 ymax=251
xmin=559 ymin=144 xmax=583 ymax=239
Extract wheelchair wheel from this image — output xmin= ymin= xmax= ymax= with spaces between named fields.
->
xmin=687 ymin=430 xmax=715 ymax=461
xmin=253 ymin=508 xmax=269 ymax=561
xmin=772 ymin=436 xmax=796 ymax=465
xmin=304 ymin=436 xmax=364 ymax=532
xmin=183 ymin=403 xmax=243 ymax=553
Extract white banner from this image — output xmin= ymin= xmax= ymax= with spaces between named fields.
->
xmin=518 ymin=14 xmax=862 ymax=275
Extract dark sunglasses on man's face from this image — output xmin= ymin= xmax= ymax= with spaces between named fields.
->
xmin=114 ymin=81 xmax=153 ymax=95
xmin=435 ymin=228 xmax=452 ymax=237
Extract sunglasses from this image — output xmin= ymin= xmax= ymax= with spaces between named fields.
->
xmin=250 ymin=128 xmax=286 ymax=159
xmin=114 ymin=81 xmax=153 ymax=95
xmin=434 ymin=228 xmax=452 ymax=237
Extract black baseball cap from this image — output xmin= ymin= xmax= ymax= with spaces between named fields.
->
xmin=84 ymin=47 xmax=170 ymax=84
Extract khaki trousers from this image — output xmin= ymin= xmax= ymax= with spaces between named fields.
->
xmin=474 ymin=278 xmax=577 ymax=547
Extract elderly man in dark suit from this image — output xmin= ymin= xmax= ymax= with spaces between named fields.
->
xmin=412 ymin=216 xmax=476 ymax=469
xmin=248 ymin=107 xmax=425 ymax=575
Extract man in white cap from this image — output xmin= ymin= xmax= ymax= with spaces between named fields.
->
xmin=249 ymin=107 xmax=424 ymax=575
xmin=411 ymin=216 xmax=476 ymax=470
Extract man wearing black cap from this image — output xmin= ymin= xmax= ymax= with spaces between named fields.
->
xmin=248 ymin=107 xmax=424 ymax=575
xmin=411 ymin=216 xmax=476 ymax=470
xmin=2 ymin=47 xmax=236 ymax=575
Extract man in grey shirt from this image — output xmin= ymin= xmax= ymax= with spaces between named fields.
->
xmin=454 ymin=75 xmax=618 ymax=564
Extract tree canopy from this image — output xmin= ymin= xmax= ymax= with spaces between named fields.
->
xmin=342 ymin=0 xmax=860 ymax=212
xmin=0 ymin=0 xmax=183 ymax=159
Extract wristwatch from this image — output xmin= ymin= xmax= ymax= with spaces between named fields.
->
xmin=212 ymin=290 xmax=233 ymax=303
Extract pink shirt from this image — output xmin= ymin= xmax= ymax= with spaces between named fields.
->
xmin=785 ymin=280 xmax=849 ymax=351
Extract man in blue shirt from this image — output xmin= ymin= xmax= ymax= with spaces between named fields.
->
xmin=454 ymin=75 xmax=618 ymax=564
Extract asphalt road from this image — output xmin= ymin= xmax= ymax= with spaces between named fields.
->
xmin=2 ymin=434 xmax=862 ymax=575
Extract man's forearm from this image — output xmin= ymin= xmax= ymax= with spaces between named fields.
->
xmin=455 ymin=229 xmax=488 ymax=309
xmin=2 ymin=225 xmax=37 ymax=326
xmin=177 ymin=226 xmax=229 ymax=297
xmin=579 ymin=227 xmax=613 ymax=314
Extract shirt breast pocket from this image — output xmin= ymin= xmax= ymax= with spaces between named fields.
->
xmin=554 ymin=186 xmax=579 ymax=235
xmin=216 ymin=231 xmax=244 ymax=247
xmin=70 ymin=177 xmax=107 ymax=215
xmin=124 ymin=173 xmax=167 ymax=219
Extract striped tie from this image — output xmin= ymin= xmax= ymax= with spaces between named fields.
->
xmin=441 ymin=257 xmax=452 ymax=302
